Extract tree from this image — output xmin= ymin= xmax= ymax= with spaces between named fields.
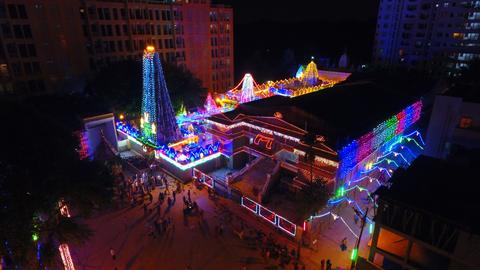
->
xmin=301 ymin=132 xmax=317 ymax=182
xmin=0 ymin=99 xmax=114 ymax=269
xmin=300 ymin=178 xmax=330 ymax=216
xmin=86 ymin=59 xmax=206 ymax=116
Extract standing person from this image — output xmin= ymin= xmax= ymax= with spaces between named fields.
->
xmin=326 ymin=259 xmax=332 ymax=270
xmin=110 ymin=247 xmax=116 ymax=260
xmin=354 ymin=213 xmax=359 ymax=225
xmin=341 ymin=237 xmax=347 ymax=251
xmin=320 ymin=259 xmax=325 ymax=270
xmin=219 ymin=223 xmax=224 ymax=235
xmin=187 ymin=189 xmax=191 ymax=201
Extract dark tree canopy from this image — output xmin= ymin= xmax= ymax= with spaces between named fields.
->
xmin=0 ymin=98 xmax=114 ymax=268
xmin=86 ymin=59 xmax=207 ymax=117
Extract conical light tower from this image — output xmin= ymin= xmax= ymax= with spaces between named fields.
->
xmin=240 ymin=73 xmax=255 ymax=103
xmin=141 ymin=46 xmax=180 ymax=145
xmin=204 ymin=92 xmax=218 ymax=113
xmin=303 ymin=60 xmax=319 ymax=86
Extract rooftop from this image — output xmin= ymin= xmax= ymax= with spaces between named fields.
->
xmin=212 ymin=81 xmax=417 ymax=149
xmin=376 ymin=152 xmax=480 ymax=234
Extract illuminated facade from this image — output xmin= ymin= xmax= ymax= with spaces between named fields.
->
xmin=202 ymin=82 xmax=424 ymax=235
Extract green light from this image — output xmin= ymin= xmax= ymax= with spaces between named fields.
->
xmin=369 ymin=223 xmax=374 ymax=234
xmin=32 ymin=233 xmax=39 ymax=242
xmin=350 ymin=248 xmax=358 ymax=260
xmin=336 ymin=186 xmax=345 ymax=198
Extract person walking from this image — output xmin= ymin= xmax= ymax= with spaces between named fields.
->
xmin=110 ymin=247 xmax=116 ymax=260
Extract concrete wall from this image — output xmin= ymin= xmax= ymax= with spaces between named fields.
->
xmin=84 ymin=114 xmax=118 ymax=155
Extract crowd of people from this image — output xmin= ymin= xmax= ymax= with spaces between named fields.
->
xmin=112 ymin=162 xmax=345 ymax=269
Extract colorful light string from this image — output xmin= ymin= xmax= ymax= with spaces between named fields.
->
xmin=338 ymin=101 xmax=422 ymax=179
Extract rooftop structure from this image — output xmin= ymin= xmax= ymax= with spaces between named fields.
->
xmin=369 ymin=153 xmax=480 ymax=269
xmin=204 ymin=80 xmax=424 ymax=235
xmin=214 ymin=81 xmax=419 ymax=145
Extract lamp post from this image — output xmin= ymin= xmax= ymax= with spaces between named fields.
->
xmin=350 ymin=207 xmax=369 ymax=270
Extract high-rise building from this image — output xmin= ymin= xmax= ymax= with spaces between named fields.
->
xmin=0 ymin=0 xmax=89 ymax=94
xmin=0 ymin=0 xmax=233 ymax=94
xmin=373 ymin=0 xmax=480 ymax=75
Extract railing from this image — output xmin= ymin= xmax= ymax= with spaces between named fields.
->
xmin=241 ymin=196 xmax=297 ymax=237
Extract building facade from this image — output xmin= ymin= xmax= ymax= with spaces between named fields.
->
xmin=368 ymin=155 xmax=480 ymax=270
xmin=0 ymin=0 xmax=89 ymax=93
xmin=424 ymin=94 xmax=480 ymax=159
xmin=0 ymin=0 xmax=233 ymax=94
xmin=374 ymin=0 xmax=480 ymax=75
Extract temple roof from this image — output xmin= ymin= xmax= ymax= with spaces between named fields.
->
xmin=209 ymin=81 xmax=418 ymax=150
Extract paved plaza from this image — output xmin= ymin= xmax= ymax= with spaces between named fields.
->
xmin=73 ymin=172 xmax=373 ymax=270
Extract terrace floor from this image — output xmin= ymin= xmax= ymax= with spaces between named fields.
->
xmin=231 ymin=158 xmax=276 ymax=200
xmin=209 ymin=167 xmax=238 ymax=182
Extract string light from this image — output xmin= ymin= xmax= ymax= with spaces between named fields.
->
xmin=59 ymin=244 xmax=75 ymax=270
xmin=296 ymin=65 xmax=305 ymax=78
xmin=338 ymin=101 xmax=422 ymax=179
xmin=141 ymin=47 xmax=180 ymax=145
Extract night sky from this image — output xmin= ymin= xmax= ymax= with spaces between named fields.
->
xmin=213 ymin=0 xmax=380 ymax=82
xmin=217 ymin=0 xmax=379 ymax=24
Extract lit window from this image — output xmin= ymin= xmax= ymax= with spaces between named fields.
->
xmin=452 ymin=32 xmax=463 ymax=39
xmin=459 ymin=116 xmax=472 ymax=129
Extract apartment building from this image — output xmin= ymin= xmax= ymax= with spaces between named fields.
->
xmin=0 ymin=0 xmax=233 ymax=94
xmin=374 ymin=0 xmax=480 ymax=75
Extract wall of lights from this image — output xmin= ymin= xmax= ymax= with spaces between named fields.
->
xmin=338 ymin=101 xmax=422 ymax=180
